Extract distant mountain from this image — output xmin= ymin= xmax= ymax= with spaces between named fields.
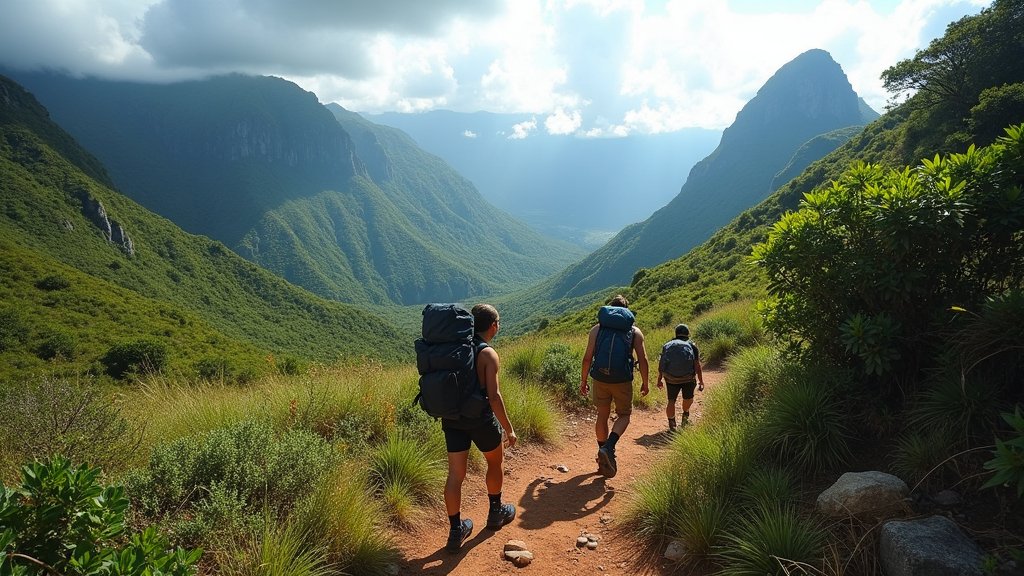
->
xmin=367 ymin=110 xmax=722 ymax=248
xmin=540 ymin=49 xmax=877 ymax=298
xmin=9 ymin=73 xmax=585 ymax=306
xmin=0 ymin=75 xmax=404 ymax=379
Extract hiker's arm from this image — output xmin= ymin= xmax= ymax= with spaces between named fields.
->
xmin=580 ymin=326 xmax=598 ymax=396
xmin=482 ymin=348 xmax=517 ymax=448
xmin=695 ymin=355 xmax=704 ymax=391
xmin=634 ymin=328 xmax=650 ymax=396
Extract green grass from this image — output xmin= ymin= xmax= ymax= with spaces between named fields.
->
xmin=719 ymin=504 xmax=825 ymax=576
xmin=762 ymin=372 xmax=852 ymax=474
xmin=368 ymin=433 xmax=444 ymax=525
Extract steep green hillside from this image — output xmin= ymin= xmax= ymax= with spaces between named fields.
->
xmin=544 ymin=0 xmax=1024 ymax=335
xmin=10 ymin=73 xmax=584 ymax=306
xmin=0 ymin=76 xmax=404 ymax=380
xmin=545 ymin=49 xmax=876 ymax=298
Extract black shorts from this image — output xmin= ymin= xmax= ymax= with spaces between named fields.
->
xmin=442 ymin=413 xmax=503 ymax=453
xmin=667 ymin=381 xmax=697 ymax=402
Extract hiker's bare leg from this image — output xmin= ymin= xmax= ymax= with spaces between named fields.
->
xmin=611 ymin=412 xmax=630 ymax=436
xmin=595 ymin=403 xmax=612 ymax=442
xmin=482 ymin=445 xmax=504 ymax=494
xmin=666 ymin=397 xmax=676 ymax=420
xmin=682 ymin=397 xmax=694 ymax=414
xmin=444 ymin=451 xmax=469 ymax=516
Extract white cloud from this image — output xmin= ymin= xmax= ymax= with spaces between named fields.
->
xmin=509 ymin=119 xmax=538 ymax=139
xmin=463 ymin=130 xmax=478 ymax=138
xmin=0 ymin=0 xmax=992 ymax=131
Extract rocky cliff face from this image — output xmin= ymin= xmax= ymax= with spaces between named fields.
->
xmin=72 ymin=188 xmax=134 ymax=256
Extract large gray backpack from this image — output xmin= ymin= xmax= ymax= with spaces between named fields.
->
xmin=660 ymin=339 xmax=696 ymax=379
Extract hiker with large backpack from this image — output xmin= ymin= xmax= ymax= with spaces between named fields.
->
xmin=414 ymin=303 xmax=517 ymax=554
xmin=657 ymin=323 xmax=705 ymax=431
xmin=580 ymin=294 xmax=650 ymax=479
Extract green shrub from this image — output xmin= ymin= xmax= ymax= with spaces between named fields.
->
xmin=695 ymin=317 xmax=743 ymax=342
xmin=0 ymin=376 xmax=142 ymax=473
xmin=101 ymin=339 xmax=169 ymax=379
xmin=195 ymin=356 xmax=235 ymax=382
xmin=718 ymin=504 xmax=825 ymax=576
xmin=506 ymin=345 xmax=543 ymax=381
xmin=132 ymin=420 xmax=335 ymax=521
xmin=0 ymin=307 xmax=29 ymax=352
xmin=761 ymin=372 xmax=851 ymax=474
xmin=982 ymin=406 xmax=1024 ymax=498
xmin=0 ymin=456 xmax=200 ymax=575
xmin=34 ymin=329 xmax=76 ymax=360
xmin=909 ymin=371 xmax=1005 ymax=444
xmin=702 ymin=335 xmax=738 ymax=367
xmin=34 ymin=274 xmax=71 ymax=291
xmin=539 ymin=342 xmax=583 ymax=405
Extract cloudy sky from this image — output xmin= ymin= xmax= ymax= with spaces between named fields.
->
xmin=0 ymin=0 xmax=990 ymax=136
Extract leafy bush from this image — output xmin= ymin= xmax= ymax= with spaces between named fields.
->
xmin=539 ymin=342 xmax=583 ymax=405
xmin=33 ymin=329 xmax=76 ymax=360
xmin=194 ymin=356 xmax=235 ymax=382
xmin=695 ymin=317 xmax=743 ymax=342
xmin=752 ymin=127 xmax=1024 ymax=389
xmin=34 ymin=274 xmax=70 ymax=291
xmin=101 ymin=339 xmax=169 ymax=379
xmin=131 ymin=420 xmax=335 ymax=522
xmin=0 ymin=307 xmax=29 ymax=352
xmin=0 ymin=376 xmax=142 ymax=473
xmin=0 ymin=456 xmax=200 ymax=575
xmin=983 ymin=406 xmax=1024 ymax=498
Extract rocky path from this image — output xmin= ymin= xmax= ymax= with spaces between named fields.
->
xmin=396 ymin=368 xmax=725 ymax=575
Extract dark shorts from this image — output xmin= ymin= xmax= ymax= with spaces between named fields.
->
xmin=442 ymin=413 xmax=503 ymax=453
xmin=667 ymin=381 xmax=697 ymax=402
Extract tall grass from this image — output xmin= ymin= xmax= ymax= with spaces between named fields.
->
xmin=369 ymin=433 xmax=444 ymax=525
xmin=502 ymin=379 xmax=557 ymax=443
xmin=718 ymin=504 xmax=825 ymax=576
xmin=702 ymin=345 xmax=784 ymax=423
xmin=217 ymin=519 xmax=334 ymax=576
xmin=762 ymin=373 xmax=852 ymax=474
xmin=291 ymin=466 xmax=399 ymax=576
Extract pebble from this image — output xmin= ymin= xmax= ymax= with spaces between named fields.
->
xmin=586 ymin=541 xmax=599 ymax=550
xmin=557 ymin=464 xmax=570 ymax=473
xmin=576 ymin=536 xmax=589 ymax=547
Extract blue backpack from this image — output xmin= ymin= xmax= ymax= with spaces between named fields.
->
xmin=413 ymin=304 xmax=489 ymax=421
xmin=589 ymin=306 xmax=635 ymax=383
xmin=660 ymin=339 xmax=696 ymax=379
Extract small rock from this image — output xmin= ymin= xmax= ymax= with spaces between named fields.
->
xmin=586 ymin=533 xmax=600 ymax=542
xmin=598 ymin=565 xmax=605 ymax=571
xmin=505 ymin=540 xmax=529 ymax=552
xmin=600 ymin=514 xmax=613 ymax=524
xmin=384 ymin=564 xmax=400 ymax=576
xmin=587 ymin=541 xmax=599 ymax=550
xmin=557 ymin=464 xmax=570 ymax=473
xmin=504 ymin=550 xmax=534 ymax=567
xmin=576 ymin=536 xmax=589 ymax=547
xmin=932 ymin=490 xmax=962 ymax=507
xmin=664 ymin=539 xmax=686 ymax=562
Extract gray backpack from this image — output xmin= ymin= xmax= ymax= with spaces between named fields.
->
xmin=660 ymin=339 xmax=695 ymax=379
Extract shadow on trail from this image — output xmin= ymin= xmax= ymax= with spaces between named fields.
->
xmin=403 ymin=525 xmax=500 ymax=573
xmin=633 ymin=428 xmax=676 ymax=448
xmin=516 ymin=472 xmax=614 ymax=530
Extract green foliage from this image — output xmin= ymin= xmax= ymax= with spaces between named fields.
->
xmin=718 ymin=504 xmax=825 ymax=576
xmin=891 ymin=429 xmax=960 ymax=489
xmin=736 ymin=468 xmax=797 ymax=511
xmin=502 ymin=380 xmax=557 ymax=444
xmin=0 ymin=307 xmax=29 ymax=352
xmin=217 ymin=520 xmax=332 ymax=576
xmin=761 ymin=372 xmax=852 ymax=474
xmin=368 ymin=434 xmax=443 ymax=525
xmin=506 ymin=345 xmax=544 ymax=382
xmin=101 ymin=339 xmax=168 ymax=379
xmin=33 ymin=329 xmax=76 ymax=361
xmin=130 ymin=420 xmax=335 ymax=528
xmin=34 ymin=274 xmax=70 ymax=291
xmin=753 ymin=127 xmax=1024 ymax=388
xmin=983 ymin=406 xmax=1024 ymax=498
xmin=0 ymin=376 xmax=141 ymax=474
xmin=0 ymin=456 xmax=200 ymax=576
xmin=703 ymin=345 xmax=784 ymax=423
xmin=539 ymin=342 xmax=584 ymax=406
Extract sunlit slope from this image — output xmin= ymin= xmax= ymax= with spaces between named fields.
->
xmin=0 ymin=75 xmax=405 ymax=379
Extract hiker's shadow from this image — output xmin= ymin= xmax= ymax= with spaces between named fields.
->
xmin=634 ymin=429 xmax=676 ymax=448
xmin=517 ymin=472 xmax=613 ymax=530
xmin=403 ymin=527 xmax=498 ymax=573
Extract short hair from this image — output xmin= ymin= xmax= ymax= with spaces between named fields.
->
xmin=609 ymin=294 xmax=629 ymax=308
xmin=471 ymin=303 xmax=499 ymax=333
xmin=675 ymin=323 xmax=690 ymax=338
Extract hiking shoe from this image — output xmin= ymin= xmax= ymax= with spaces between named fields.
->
xmin=597 ymin=446 xmax=617 ymax=478
xmin=486 ymin=503 xmax=516 ymax=530
xmin=445 ymin=518 xmax=473 ymax=553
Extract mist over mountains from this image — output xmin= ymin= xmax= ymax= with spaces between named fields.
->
xmin=365 ymin=110 xmax=722 ymax=248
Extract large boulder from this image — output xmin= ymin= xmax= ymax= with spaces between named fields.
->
xmin=816 ymin=471 xmax=909 ymax=517
xmin=879 ymin=515 xmax=984 ymax=576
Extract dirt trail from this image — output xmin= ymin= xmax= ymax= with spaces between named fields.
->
xmin=396 ymin=368 xmax=725 ymax=575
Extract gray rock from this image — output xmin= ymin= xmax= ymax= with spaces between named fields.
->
xmin=576 ymin=536 xmax=589 ymax=547
xmin=879 ymin=515 xmax=984 ymax=576
xmin=664 ymin=539 xmax=686 ymax=562
xmin=557 ymin=464 xmax=570 ymax=473
xmin=816 ymin=471 xmax=909 ymax=517
xmin=586 ymin=541 xmax=599 ymax=550
xmin=505 ymin=550 xmax=534 ymax=567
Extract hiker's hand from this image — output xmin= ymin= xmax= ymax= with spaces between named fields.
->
xmin=580 ymin=380 xmax=589 ymax=396
xmin=505 ymin=432 xmax=518 ymax=449
xmin=698 ymin=382 xmax=704 ymax=392
xmin=657 ymin=378 xmax=665 ymax=389
xmin=640 ymin=382 xmax=649 ymax=396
